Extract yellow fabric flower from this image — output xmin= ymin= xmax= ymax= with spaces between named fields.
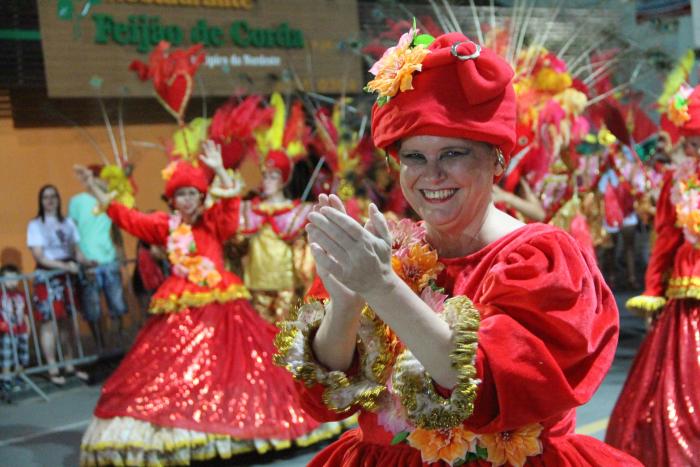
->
xmin=479 ymin=423 xmax=544 ymax=467
xmin=407 ymin=426 xmax=476 ymax=465
xmin=391 ymin=243 xmax=443 ymax=293
xmin=161 ymin=161 xmax=178 ymax=181
xmin=533 ymin=68 xmax=572 ymax=93
xmin=366 ymin=43 xmax=430 ymax=99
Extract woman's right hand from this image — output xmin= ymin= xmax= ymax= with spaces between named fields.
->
xmin=62 ymin=261 xmax=80 ymax=275
xmin=306 ymin=194 xmax=363 ymax=313
xmin=73 ymin=165 xmax=112 ymax=207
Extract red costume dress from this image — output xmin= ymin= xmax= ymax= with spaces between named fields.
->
xmin=276 ymin=222 xmax=640 ymax=466
xmin=606 ymin=161 xmax=700 ymax=466
xmin=80 ymin=196 xmax=342 ymax=466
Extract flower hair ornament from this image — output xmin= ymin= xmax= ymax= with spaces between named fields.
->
xmin=365 ymin=19 xmax=435 ymax=106
xmin=667 ymin=83 xmax=694 ymax=127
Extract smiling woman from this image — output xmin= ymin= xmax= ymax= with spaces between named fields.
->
xmin=274 ymin=28 xmax=641 ymax=467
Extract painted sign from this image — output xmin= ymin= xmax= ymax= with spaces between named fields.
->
xmin=38 ymin=0 xmax=362 ymax=97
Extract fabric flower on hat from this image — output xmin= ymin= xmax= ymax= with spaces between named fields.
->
xmin=667 ymin=84 xmax=694 ymax=127
xmin=365 ymin=22 xmax=432 ymax=106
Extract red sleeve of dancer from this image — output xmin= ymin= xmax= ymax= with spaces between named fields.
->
xmin=204 ymin=196 xmax=241 ymax=242
xmin=458 ymin=230 xmax=619 ymax=433
xmin=643 ymin=171 xmax=683 ymax=296
xmin=305 ymin=274 xmax=330 ymax=301
xmin=106 ymin=203 xmax=170 ymax=246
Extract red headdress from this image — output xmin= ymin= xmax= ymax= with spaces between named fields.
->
xmin=209 ymin=95 xmax=274 ymax=170
xmin=256 ymin=93 xmax=310 ymax=184
xmin=367 ymin=30 xmax=516 ymax=162
xmin=163 ymin=161 xmax=210 ymax=199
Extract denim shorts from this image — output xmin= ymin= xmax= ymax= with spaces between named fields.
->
xmin=80 ymin=263 xmax=127 ymax=322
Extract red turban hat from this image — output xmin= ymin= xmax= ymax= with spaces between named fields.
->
xmin=370 ymin=32 xmax=516 ymax=163
xmin=164 ymin=162 xmax=209 ymax=199
xmin=264 ymin=150 xmax=293 ymax=183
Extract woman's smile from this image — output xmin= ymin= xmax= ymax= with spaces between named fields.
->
xmin=419 ymin=188 xmax=459 ymax=203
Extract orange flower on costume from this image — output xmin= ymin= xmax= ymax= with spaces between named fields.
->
xmin=479 ymin=423 xmax=544 ymax=467
xmin=391 ymin=243 xmax=443 ymax=292
xmin=206 ymin=271 xmax=222 ymax=287
xmin=407 ymin=426 xmax=476 ymax=465
xmin=167 ymin=214 xmax=222 ymax=287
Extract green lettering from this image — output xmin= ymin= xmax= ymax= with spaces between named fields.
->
xmin=149 ymin=17 xmax=164 ymax=45
xmin=290 ymin=29 xmax=304 ymax=48
xmin=164 ymin=25 xmax=183 ymax=46
xmin=249 ymin=28 xmax=264 ymax=47
xmin=276 ymin=23 xmax=290 ymax=48
xmin=114 ymin=23 xmax=129 ymax=45
xmin=92 ymin=14 xmax=114 ymax=44
xmin=190 ymin=19 xmax=208 ymax=45
xmin=230 ymin=21 xmax=248 ymax=47
xmin=208 ymin=26 xmax=223 ymax=47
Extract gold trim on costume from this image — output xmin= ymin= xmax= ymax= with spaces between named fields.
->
xmin=79 ymin=415 xmax=352 ymax=467
xmin=273 ymin=302 xmax=393 ymax=413
xmin=274 ymin=295 xmax=481 ymax=430
xmin=392 ymin=296 xmax=481 ymax=430
xmin=149 ymin=283 xmax=251 ymax=314
xmin=666 ymin=275 xmax=700 ymax=301
xmin=625 ymin=295 xmax=667 ymax=317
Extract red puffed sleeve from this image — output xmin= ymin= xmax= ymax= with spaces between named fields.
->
xmin=642 ymin=170 xmax=683 ymax=296
xmin=203 ymin=196 xmax=241 ymax=243
xmin=305 ymin=274 xmax=330 ymax=301
xmin=463 ymin=229 xmax=618 ymax=433
xmin=106 ymin=203 xmax=169 ymax=246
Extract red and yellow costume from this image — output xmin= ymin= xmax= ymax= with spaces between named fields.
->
xmin=238 ymin=197 xmax=313 ymax=322
xmin=277 ymin=30 xmax=639 ymax=466
xmin=80 ymin=162 xmax=342 ymax=466
xmin=605 ymin=85 xmax=700 ymax=466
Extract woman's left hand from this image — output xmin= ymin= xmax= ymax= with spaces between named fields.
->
xmin=199 ymin=139 xmax=225 ymax=174
xmin=307 ymin=195 xmax=393 ymax=296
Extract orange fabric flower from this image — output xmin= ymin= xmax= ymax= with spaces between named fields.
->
xmin=479 ymin=423 xmax=544 ymax=467
xmin=205 ymin=271 xmax=222 ymax=287
xmin=366 ymin=44 xmax=430 ymax=99
xmin=668 ymin=100 xmax=691 ymax=127
xmin=407 ymin=426 xmax=476 ymax=465
xmin=391 ymin=243 xmax=443 ymax=292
